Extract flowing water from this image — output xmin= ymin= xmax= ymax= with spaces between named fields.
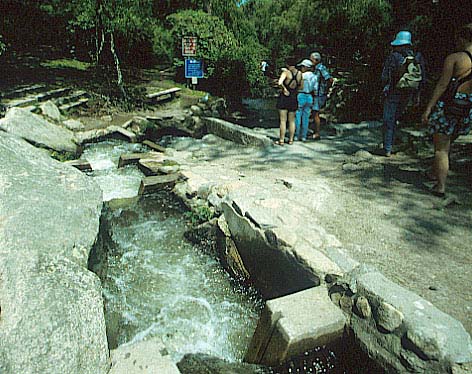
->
xmin=81 ymin=140 xmax=146 ymax=201
xmin=84 ymin=140 xmax=263 ymax=362
xmin=84 ymin=140 xmax=385 ymax=372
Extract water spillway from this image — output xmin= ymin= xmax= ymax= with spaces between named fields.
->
xmin=84 ymin=140 xmax=263 ymax=362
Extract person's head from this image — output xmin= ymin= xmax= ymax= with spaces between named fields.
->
xmin=285 ymin=57 xmax=298 ymax=69
xmin=390 ymin=31 xmax=412 ymax=50
xmin=309 ymin=52 xmax=322 ymax=66
xmin=455 ymin=23 xmax=472 ymax=49
xmin=298 ymin=59 xmax=313 ymax=72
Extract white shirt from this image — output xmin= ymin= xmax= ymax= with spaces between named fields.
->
xmin=300 ymin=71 xmax=316 ymax=93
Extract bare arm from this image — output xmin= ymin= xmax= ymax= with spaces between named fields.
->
xmin=422 ymin=54 xmax=455 ymax=124
xmin=278 ymin=70 xmax=289 ymax=96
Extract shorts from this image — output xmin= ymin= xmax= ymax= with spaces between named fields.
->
xmin=428 ymin=93 xmax=472 ymax=137
xmin=276 ymin=92 xmax=298 ymax=112
xmin=312 ymin=95 xmax=327 ymax=112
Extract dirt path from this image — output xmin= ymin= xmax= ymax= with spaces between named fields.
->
xmin=162 ymin=121 xmax=472 ymax=336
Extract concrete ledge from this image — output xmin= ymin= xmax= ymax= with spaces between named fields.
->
xmin=110 ymin=338 xmax=180 ymax=374
xmin=203 ymin=117 xmax=273 ymax=148
xmin=245 ymin=286 xmax=345 ymax=366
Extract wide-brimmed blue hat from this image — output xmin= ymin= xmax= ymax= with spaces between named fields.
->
xmin=391 ymin=31 xmax=412 ymax=46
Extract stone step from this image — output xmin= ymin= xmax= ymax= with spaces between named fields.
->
xmin=36 ymin=87 xmax=73 ymax=102
xmin=4 ymin=87 xmax=73 ymax=108
xmin=54 ymin=90 xmax=89 ymax=106
xmin=117 ymin=152 xmax=164 ymax=168
xmin=138 ymin=173 xmax=184 ymax=195
xmin=5 ymin=96 xmax=38 ymax=108
xmin=142 ymin=140 xmax=166 ymax=153
xmin=2 ymin=84 xmax=47 ymax=99
xmin=59 ymin=98 xmax=89 ymax=113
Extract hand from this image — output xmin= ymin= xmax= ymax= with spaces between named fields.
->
xmin=421 ymin=108 xmax=431 ymax=126
xmin=283 ymin=87 xmax=289 ymax=96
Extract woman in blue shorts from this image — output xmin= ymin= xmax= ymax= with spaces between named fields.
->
xmin=422 ymin=23 xmax=472 ymax=196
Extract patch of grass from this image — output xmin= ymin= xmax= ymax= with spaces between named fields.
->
xmin=41 ymin=59 xmax=92 ymax=71
xmin=50 ymin=150 xmax=77 ymax=162
xmin=184 ymin=205 xmax=215 ymax=226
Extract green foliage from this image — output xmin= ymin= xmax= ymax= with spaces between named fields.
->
xmin=40 ymin=59 xmax=92 ymax=71
xmin=166 ymin=9 xmax=266 ymax=98
xmin=184 ymin=205 xmax=215 ymax=226
xmin=50 ymin=150 xmax=77 ymax=162
xmin=151 ymin=24 xmax=174 ymax=63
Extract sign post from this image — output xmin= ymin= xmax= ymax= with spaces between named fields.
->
xmin=184 ymin=58 xmax=204 ymax=89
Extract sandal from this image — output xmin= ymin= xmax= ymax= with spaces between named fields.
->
xmin=274 ymin=140 xmax=284 ymax=146
xmin=287 ymin=140 xmax=294 ymax=145
xmin=312 ymin=134 xmax=321 ymax=141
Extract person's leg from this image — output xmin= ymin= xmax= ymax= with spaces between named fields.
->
xmin=432 ymin=133 xmax=451 ymax=194
xmin=383 ymin=94 xmax=399 ymax=155
xmin=288 ymin=111 xmax=296 ymax=143
xmin=278 ymin=109 xmax=287 ymax=143
xmin=301 ymin=100 xmax=312 ymax=140
xmin=312 ymin=96 xmax=326 ymax=139
xmin=295 ymin=94 xmax=303 ymax=140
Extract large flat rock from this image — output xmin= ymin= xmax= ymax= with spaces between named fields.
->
xmin=0 ymin=107 xmax=77 ymax=153
xmin=0 ymin=131 xmax=108 ymax=374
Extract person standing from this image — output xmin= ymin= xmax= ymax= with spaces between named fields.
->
xmin=381 ymin=31 xmax=425 ymax=157
xmin=309 ymin=52 xmax=333 ymax=140
xmin=275 ymin=60 xmax=302 ymax=145
xmin=295 ymin=59 xmax=316 ymax=141
xmin=421 ymin=23 xmax=472 ymax=197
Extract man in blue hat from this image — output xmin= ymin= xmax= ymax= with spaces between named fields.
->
xmin=380 ymin=31 xmax=426 ymax=156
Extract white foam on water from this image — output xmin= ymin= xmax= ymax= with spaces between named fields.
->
xmin=103 ymin=201 xmax=262 ymax=363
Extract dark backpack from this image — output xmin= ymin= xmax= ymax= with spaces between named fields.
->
xmin=395 ymin=51 xmax=422 ymax=90
xmin=441 ymin=50 xmax=472 ymax=118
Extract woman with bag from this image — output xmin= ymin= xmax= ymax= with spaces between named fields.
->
xmin=421 ymin=23 xmax=472 ymax=197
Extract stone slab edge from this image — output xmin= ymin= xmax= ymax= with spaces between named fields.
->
xmin=177 ymin=169 xmax=472 ymax=372
xmin=203 ymin=117 xmax=273 ymax=148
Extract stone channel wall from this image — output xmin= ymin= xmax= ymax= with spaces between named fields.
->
xmin=174 ymin=118 xmax=472 ymax=374
xmin=0 ymin=131 xmax=109 ymax=374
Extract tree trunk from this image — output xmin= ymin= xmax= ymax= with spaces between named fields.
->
xmin=110 ymin=32 xmax=127 ymax=98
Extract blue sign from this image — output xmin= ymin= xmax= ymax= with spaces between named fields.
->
xmin=185 ymin=58 xmax=204 ymax=78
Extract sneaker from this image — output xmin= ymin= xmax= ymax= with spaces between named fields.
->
xmin=301 ymin=138 xmax=307 ymax=142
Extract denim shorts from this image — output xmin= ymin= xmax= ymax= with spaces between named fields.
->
xmin=313 ymin=95 xmax=327 ymax=112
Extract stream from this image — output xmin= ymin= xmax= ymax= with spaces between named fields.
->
xmin=83 ymin=140 xmax=263 ymax=362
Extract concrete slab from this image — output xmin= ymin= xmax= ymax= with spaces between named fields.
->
xmin=245 ymin=286 xmax=346 ymax=366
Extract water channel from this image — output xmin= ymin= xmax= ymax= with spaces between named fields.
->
xmin=83 ymin=140 xmax=262 ymax=362
xmin=83 ymin=139 xmax=385 ymax=373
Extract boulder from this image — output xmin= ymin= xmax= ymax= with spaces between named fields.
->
xmin=0 ymin=107 xmax=77 ymax=154
xmin=0 ymin=132 xmax=108 ymax=374
xmin=40 ymin=100 xmax=62 ymax=121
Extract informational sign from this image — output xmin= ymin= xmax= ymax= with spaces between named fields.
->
xmin=182 ymin=36 xmax=197 ymax=56
xmin=185 ymin=58 xmax=204 ymax=79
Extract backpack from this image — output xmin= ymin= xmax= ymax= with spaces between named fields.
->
xmin=395 ymin=51 xmax=422 ymax=90
xmin=440 ymin=50 xmax=472 ymax=118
